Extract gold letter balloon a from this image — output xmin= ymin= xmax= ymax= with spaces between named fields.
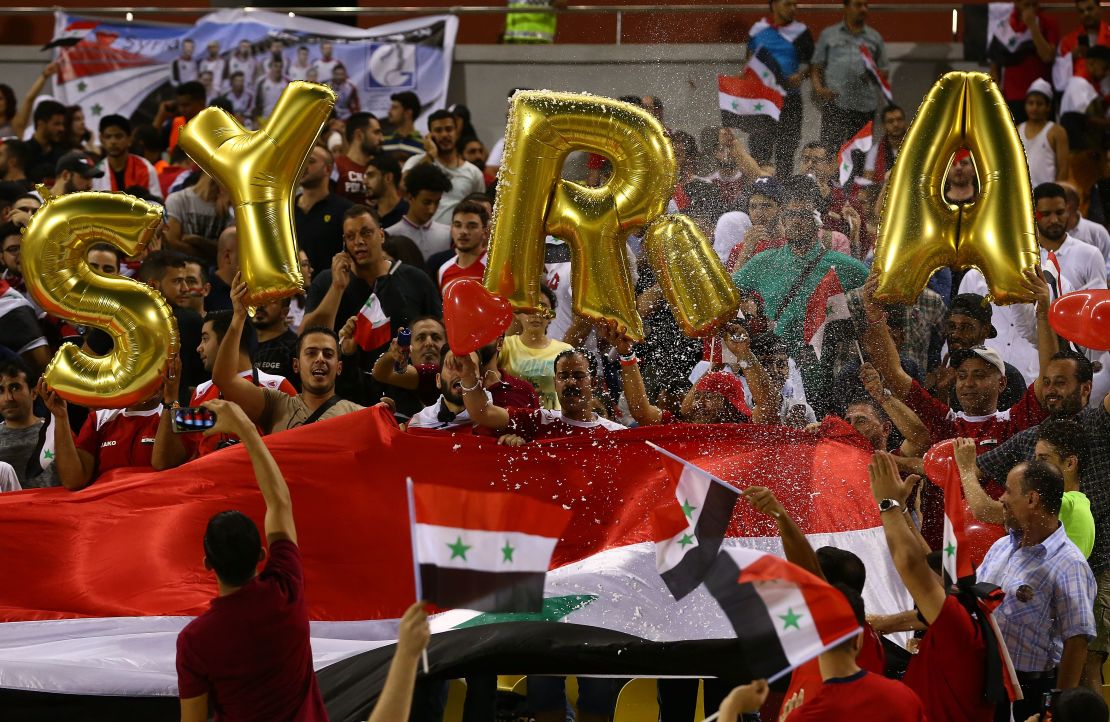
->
xmin=873 ymin=72 xmax=1039 ymax=305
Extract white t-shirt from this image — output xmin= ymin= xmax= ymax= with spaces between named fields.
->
xmin=401 ymin=155 xmax=487 ymax=225
xmin=1070 ymin=217 xmax=1110 ymax=269
xmin=385 ymin=216 xmax=452 ymax=259
xmin=486 ymin=137 xmax=506 ymax=167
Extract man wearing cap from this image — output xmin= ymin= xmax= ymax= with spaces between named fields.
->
xmin=863 ymin=265 xmax=1057 ymax=548
xmin=732 ymin=175 xmax=867 ymax=416
xmin=49 ymin=151 xmax=103 ymax=197
xmin=1019 ymin=78 xmax=1070 ymax=188
xmin=92 ymin=114 xmax=162 ymax=199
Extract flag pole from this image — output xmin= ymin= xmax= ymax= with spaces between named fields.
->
xmin=854 ymin=339 xmax=866 ymax=366
xmin=405 ymin=477 xmax=430 ymax=674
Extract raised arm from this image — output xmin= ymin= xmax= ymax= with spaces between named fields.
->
xmin=447 ymin=351 xmax=511 ymax=432
xmin=211 ymin=274 xmax=266 ymax=423
xmin=202 ymin=399 xmax=296 ymax=544
xmin=366 ymin=601 xmax=430 ymax=722
xmin=151 ymin=356 xmax=191 ymax=471
xmin=869 ymin=452 xmax=946 ymax=623
xmin=11 ymin=63 xmax=57 ymax=137
xmin=743 ymin=486 xmax=822 ymax=578
xmin=859 ymin=274 xmax=912 ymax=399
xmin=1026 ymin=266 xmax=1059 ymax=401
xmin=860 ymin=362 xmax=932 ymax=455
xmin=596 ymin=321 xmax=663 ymax=425
xmin=371 ymin=336 xmax=420 ymax=391
xmin=36 ymin=380 xmax=94 ymax=490
xmin=953 ymin=437 xmax=1004 ymax=525
xmin=300 ymin=252 xmax=352 ymax=332
xmin=724 ymin=326 xmax=778 ymax=425
xmin=1051 ymin=125 xmax=1071 ymax=180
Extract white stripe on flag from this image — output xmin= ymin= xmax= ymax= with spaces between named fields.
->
xmin=718 ymin=93 xmax=781 ymax=121
xmin=941 ymin=513 xmax=958 ymax=583
xmin=656 ymin=464 xmax=713 ymax=573
xmin=414 ymin=524 xmax=557 ymax=573
xmin=746 ymin=55 xmax=787 ymax=96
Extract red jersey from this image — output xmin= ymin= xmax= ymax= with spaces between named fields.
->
xmin=1000 ymin=11 xmax=1060 ymax=101
xmin=506 ymin=407 xmax=625 ymax=441
xmin=334 ymin=154 xmax=367 ymax=205
xmin=176 ymin=539 xmax=328 ymax=722
xmin=1058 ymin=22 xmax=1110 ymax=87
xmin=790 ymin=670 xmax=925 ymax=722
xmin=491 ymin=371 xmax=540 ymax=410
xmin=186 ymin=370 xmax=297 ymax=457
xmin=438 ymin=252 xmax=487 ymax=292
xmin=780 ymin=623 xmax=886 ymax=721
xmin=903 ymin=596 xmax=996 ymax=722
xmin=75 ymin=407 xmax=161 ymax=477
xmin=905 ymin=380 xmax=1045 ymax=549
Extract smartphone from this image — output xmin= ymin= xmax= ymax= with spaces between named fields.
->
xmin=1041 ymin=688 xmax=1061 ymax=718
xmin=171 ymin=407 xmax=217 ymax=434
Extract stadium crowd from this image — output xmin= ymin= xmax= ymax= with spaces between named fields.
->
xmin=3 ymin=0 xmax=1110 ymax=720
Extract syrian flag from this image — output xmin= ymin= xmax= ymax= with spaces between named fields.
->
xmin=1043 ymin=250 xmax=1063 ymax=302
xmin=803 ymin=268 xmax=850 ymax=362
xmin=719 ymin=49 xmax=786 ymax=124
xmin=705 ymin=548 xmax=862 ymax=682
xmin=859 ymin=44 xmax=893 ymax=102
xmin=353 ymin=293 xmax=391 ymax=351
xmin=838 ymin=121 xmax=873 ymax=186
xmin=929 ymin=448 xmax=975 ymax=583
xmin=409 ymin=481 xmax=572 ymax=612
xmin=986 ymin=3 xmax=1035 ymax=67
xmin=42 ymin=20 xmax=96 ymax=50
xmin=649 ymin=442 xmax=741 ymax=601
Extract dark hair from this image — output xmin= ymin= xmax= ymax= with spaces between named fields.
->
xmin=1017 ymin=459 xmax=1065 ymax=516
xmin=554 ymin=347 xmax=597 ymax=378
xmin=410 ymin=315 xmax=445 ymax=332
xmin=137 ymin=249 xmax=188 ymax=284
xmin=391 ymin=91 xmax=421 ymax=119
xmin=208 ymin=96 xmax=233 ymax=115
xmin=296 ymin=325 xmax=340 ymax=356
xmin=0 ymin=359 xmax=29 ymax=385
xmin=1055 ymin=687 xmax=1110 ymax=722
xmin=538 ymin=283 xmax=557 ymax=311
xmin=344 ymin=111 xmax=378 ymax=143
xmin=176 ymin=81 xmax=207 ymax=102
xmin=382 ymin=234 xmax=425 ymax=267
xmin=203 ymin=511 xmax=261 ymax=586
xmin=463 ymin=191 xmax=493 ymax=207
xmin=1033 ymin=182 xmax=1067 ymax=205
xmin=87 ymin=242 xmax=123 ymax=263
xmin=880 ymin=104 xmax=904 ymax=120
xmin=0 ymin=84 xmax=16 ymax=123
xmin=670 ymin=130 xmax=699 ymax=163
xmin=367 ymin=153 xmax=402 ymax=187
xmin=477 ymin=341 xmax=499 ymax=368
xmin=1036 ymin=417 xmax=1086 ymax=474
xmin=1 ymin=139 xmax=29 ymax=171
xmin=817 ymin=547 xmax=866 ymax=593
xmin=98 ymin=114 xmax=131 ymax=135
xmin=846 ymin=396 xmax=891 ymax=426
xmin=131 ymin=124 xmax=164 ymax=155
xmin=33 ymin=100 xmax=66 ymax=128
xmin=803 ymin=140 xmax=837 ymax=158
xmin=343 ymin=203 xmax=380 ymax=224
xmin=229 ymin=70 xmax=245 ymax=81
xmin=427 ymin=109 xmax=455 ymax=127
xmin=404 ymin=163 xmax=453 ymax=196
xmin=750 ymin=331 xmax=787 ymax=358
xmin=184 ymin=255 xmax=207 ymax=283
xmin=0 ymin=220 xmax=19 ymax=240
xmin=1048 ymin=348 xmax=1095 ymax=384
xmin=783 ymin=174 xmax=821 ymax=206
xmin=834 ymin=582 xmax=866 ymax=627
xmin=204 ymin=309 xmax=254 ymax=356
xmin=451 ymin=200 xmax=490 ymax=226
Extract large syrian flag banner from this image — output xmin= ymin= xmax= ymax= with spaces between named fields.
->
xmin=50 ymin=9 xmax=457 ymax=132
xmin=0 ymin=407 xmax=909 ymax=721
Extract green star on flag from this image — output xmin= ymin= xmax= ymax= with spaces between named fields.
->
xmin=90 ymin=103 xmax=103 ymax=116
xmin=945 ymin=542 xmax=956 ymax=558
xmin=779 ymin=607 xmax=803 ymax=630
xmin=680 ymin=499 xmax=696 ymax=518
xmin=754 ymin=102 xmax=763 ymax=111
xmin=77 ymin=81 xmax=87 ymax=92
xmin=731 ymin=100 xmax=739 ymax=110
xmin=43 ymin=450 xmax=54 ymax=459
xmin=677 ymin=533 xmax=695 ymax=548
xmin=447 ymin=536 xmax=471 ymax=561
xmin=501 ymin=541 xmax=515 ymax=562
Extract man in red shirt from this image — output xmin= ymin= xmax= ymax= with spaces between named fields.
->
xmin=869 ymin=452 xmax=1000 ymax=722
xmin=451 ymin=347 xmax=624 ymax=442
xmin=176 ymin=399 xmax=327 ymax=722
xmin=334 ymin=112 xmax=383 ymax=206
xmin=990 ymin=0 xmax=1060 ymax=123
xmin=36 ymin=379 xmax=163 ymax=491
xmin=1053 ymin=0 xmax=1110 ymax=91
xmin=436 ymin=201 xmax=489 ymax=292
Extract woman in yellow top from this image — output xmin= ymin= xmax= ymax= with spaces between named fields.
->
xmin=499 ymin=286 xmax=573 ymax=410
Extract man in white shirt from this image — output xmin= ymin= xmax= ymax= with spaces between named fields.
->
xmin=198 ymin=41 xmax=227 ymax=92
xmin=385 ymin=163 xmax=452 ymax=259
xmin=286 ymin=46 xmax=312 ymax=82
xmin=1061 ymin=182 xmax=1110 ymax=272
xmin=401 ymin=109 xmax=485 ymax=225
xmin=312 ymin=42 xmax=340 ymax=82
xmin=254 ymin=60 xmax=286 ymax=121
xmin=227 ymin=40 xmax=258 ymax=89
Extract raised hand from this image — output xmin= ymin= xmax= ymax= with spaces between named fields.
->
xmin=35 ymin=378 xmax=67 ymax=418
xmin=395 ymin=601 xmax=430 ymax=662
xmin=743 ymin=485 xmax=785 ymax=519
xmin=199 ymin=398 xmax=253 ymax=438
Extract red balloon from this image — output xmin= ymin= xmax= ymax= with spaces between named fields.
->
xmin=923 ymin=439 xmax=956 ymax=486
xmin=965 ymin=520 xmax=1006 ymax=568
xmin=443 ymin=279 xmax=514 ymax=355
xmin=1049 ymin=289 xmax=1110 ymax=351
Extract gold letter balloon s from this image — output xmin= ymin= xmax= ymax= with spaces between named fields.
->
xmin=178 ymin=81 xmax=336 ymax=306
xmin=873 ymin=72 xmax=1039 ymax=305
xmin=21 ymin=191 xmax=178 ymax=408
xmin=486 ymin=91 xmax=738 ymax=339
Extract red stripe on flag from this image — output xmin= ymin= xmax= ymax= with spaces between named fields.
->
xmin=802 ymin=269 xmax=845 ymax=345
xmin=718 ymin=73 xmax=785 ymax=108
xmin=651 ymin=455 xmax=703 ymax=542
xmin=413 ymin=483 xmax=573 ymax=538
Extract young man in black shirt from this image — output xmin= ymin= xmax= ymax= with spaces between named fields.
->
xmin=252 ymin=297 xmax=299 ymax=388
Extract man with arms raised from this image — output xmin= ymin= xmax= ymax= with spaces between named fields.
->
xmin=215 ymin=276 xmax=362 ymax=435
xmin=176 ymin=398 xmax=327 ymax=722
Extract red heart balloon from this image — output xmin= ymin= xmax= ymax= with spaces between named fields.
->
xmin=923 ymin=439 xmax=956 ymax=486
xmin=1050 ymin=290 xmax=1110 ymax=351
xmin=443 ymin=279 xmax=514 ymax=355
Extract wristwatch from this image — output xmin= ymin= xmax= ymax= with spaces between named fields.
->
xmin=878 ymin=498 xmax=902 ymax=514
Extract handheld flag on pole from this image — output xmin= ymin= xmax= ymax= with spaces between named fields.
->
xmin=838 ymin=121 xmax=873 ymax=186
xmin=354 ymin=293 xmax=392 ymax=352
xmin=803 ymin=268 xmax=850 ymax=362
xmin=718 ymin=48 xmax=787 ymax=125
xmin=648 ymin=441 xmax=741 ymax=601
xmin=859 ymin=44 xmax=893 ymax=102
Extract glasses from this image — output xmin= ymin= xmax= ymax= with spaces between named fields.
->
xmin=343 ymin=227 xmax=378 ymax=243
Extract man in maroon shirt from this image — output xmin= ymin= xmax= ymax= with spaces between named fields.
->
xmin=989 ymin=0 xmax=1060 ymax=123
xmin=176 ymin=398 xmax=328 ymax=722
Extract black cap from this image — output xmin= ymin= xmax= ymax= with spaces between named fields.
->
xmin=747 ymin=176 xmax=783 ymax=204
xmin=949 ymin=293 xmax=997 ymax=338
xmin=55 ymin=151 xmax=104 ymax=179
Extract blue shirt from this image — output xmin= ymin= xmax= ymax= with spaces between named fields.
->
xmin=748 ymin=19 xmax=814 ymax=92
xmin=977 ymin=523 xmax=1096 ymax=672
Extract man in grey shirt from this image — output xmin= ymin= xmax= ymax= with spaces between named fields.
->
xmin=0 ymin=359 xmax=57 ymax=490
xmin=811 ymin=0 xmax=889 ymax=148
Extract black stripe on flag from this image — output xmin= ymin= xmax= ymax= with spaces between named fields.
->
xmin=752 ymin=46 xmax=787 ymax=86
xmin=704 ymin=552 xmax=791 ymax=679
xmin=419 ymin=565 xmax=545 ymax=613
xmin=721 ymin=110 xmax=775 ymax=132
xmin=661 ymin=480 xmax=740 ymax=601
